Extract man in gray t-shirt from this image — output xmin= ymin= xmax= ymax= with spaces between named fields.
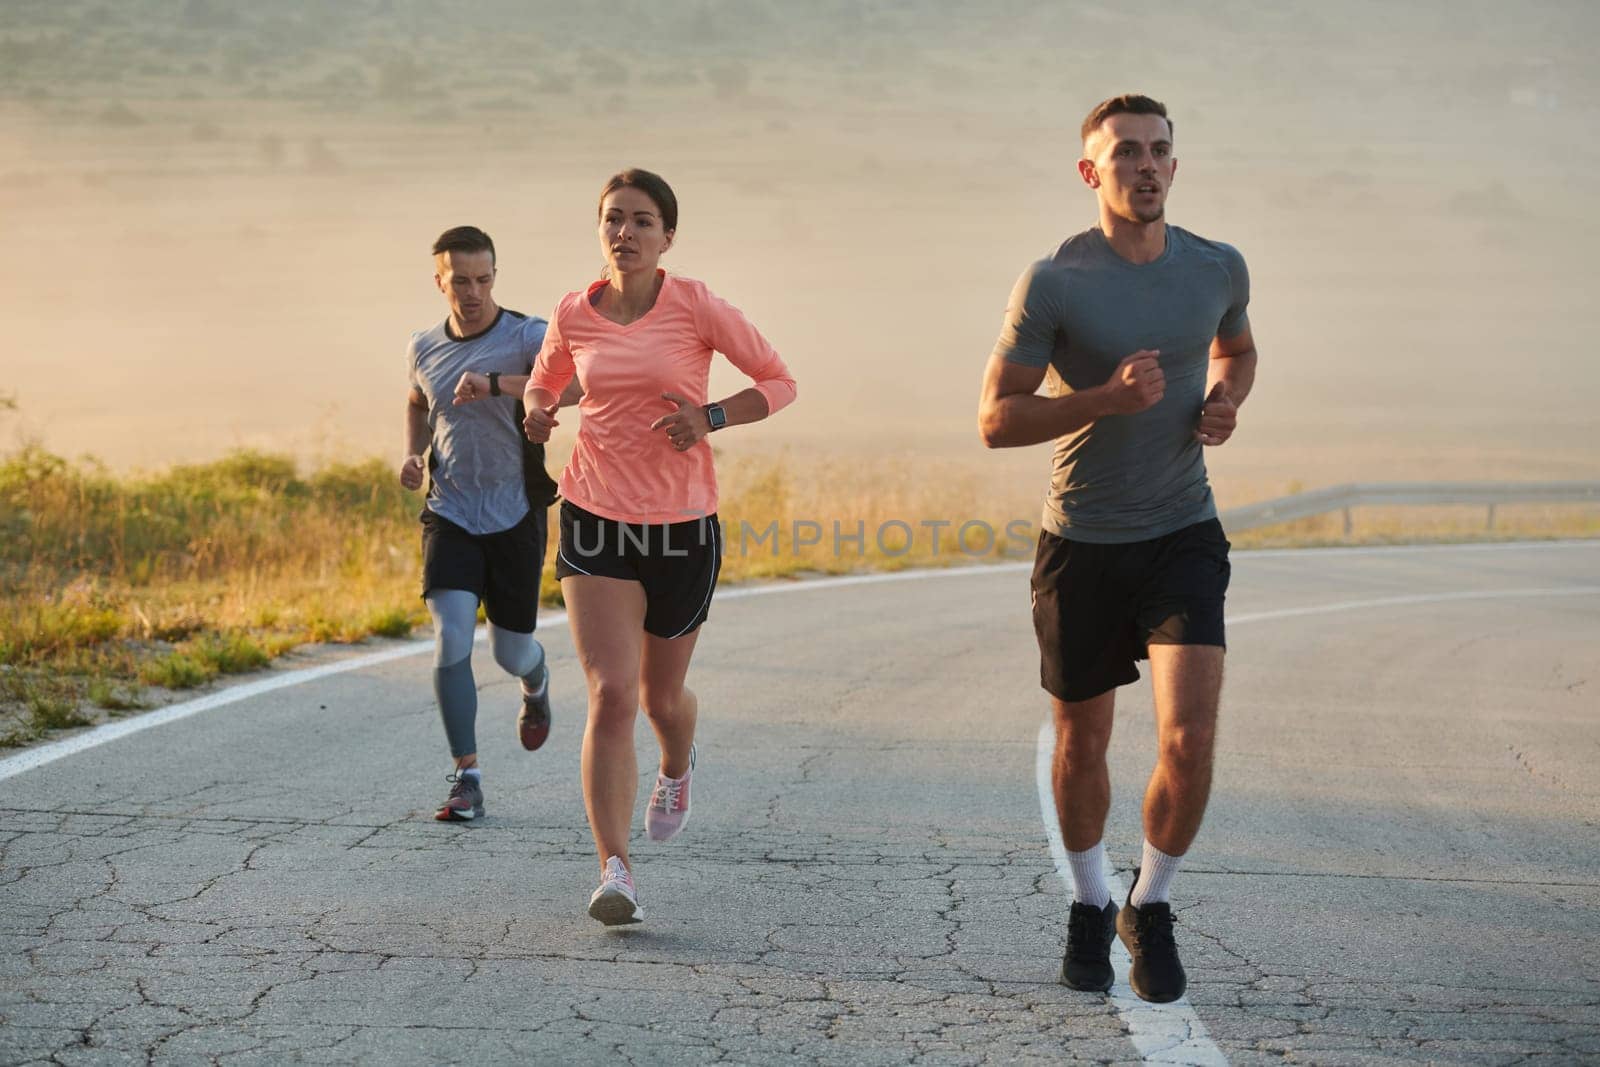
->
xmin=978 ymin=95 xmax=1259 ymax=1004
xmin=399 ymin=225 xmax=575 ymax=824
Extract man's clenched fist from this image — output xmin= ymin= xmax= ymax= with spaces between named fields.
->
xmin=1100 ymin=349 xmax=1166 ymax=414
xmin=1195 ymin=381 xmax=1237 ymax=446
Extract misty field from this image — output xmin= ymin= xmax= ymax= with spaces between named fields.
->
xmin=2 ymin=441 xmax=1597 ymax=748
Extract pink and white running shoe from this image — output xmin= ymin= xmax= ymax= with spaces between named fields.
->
xmin=587 ymin=856 xmax=643 ymax=926
xmin=645 ymin=743 xmax=695 ymax=842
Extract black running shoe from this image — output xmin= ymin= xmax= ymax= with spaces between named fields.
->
xmin=1060 ymin=899 xmax=1118 ymax=991
xmin=1116 ymin=871 xmax=1186 ymax=1003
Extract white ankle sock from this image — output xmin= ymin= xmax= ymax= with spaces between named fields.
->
xmin=1130 ymin=840 xmax=1183 ymax=907
xmin=1066 ymin=842 xmax=1112 ymax=908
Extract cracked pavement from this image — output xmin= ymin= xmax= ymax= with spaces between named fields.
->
xmin=3 ymin=543 xmax=1598 ymax=1064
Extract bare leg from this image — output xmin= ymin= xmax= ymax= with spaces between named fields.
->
xmin=563 ymin=575 xmax=646 ymax=872
xmin=1142 ymin=644 xmax=1224 ymax=855
xmin=1051 ymin=690 xmax=1116 ymax=852
xmin=640 ymin=629 xmax=700 ymax=778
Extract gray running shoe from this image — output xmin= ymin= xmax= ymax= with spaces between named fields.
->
xmin=518 ymin=663 xmax=552 ymax=751
xmin=434 ymin=770 xmax=484 ymax=822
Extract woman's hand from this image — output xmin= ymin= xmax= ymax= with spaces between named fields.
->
xmin=522 ymin=403 xmax=559 ymax=443
xmin=649 ymin=392 xmax=711 ymax=451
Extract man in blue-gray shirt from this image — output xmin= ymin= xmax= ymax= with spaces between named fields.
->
xmin=401 ymin=225 xmax=575 ymax=823
xmin=978 ymin=95 xmax=1259 ymax=1003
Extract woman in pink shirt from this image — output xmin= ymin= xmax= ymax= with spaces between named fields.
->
xmin=523 ymin=169 xmax=796 ymax=925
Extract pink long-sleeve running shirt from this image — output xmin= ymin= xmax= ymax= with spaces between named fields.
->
xmin=528 ymin=271 xmax=797 ymax=525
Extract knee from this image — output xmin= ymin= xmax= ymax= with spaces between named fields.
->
xmin=638 ymin=684 xmax=683 ymax=725
xmin=1053 ymin=706 xmax=1112 ymax=765
xmin=1057 ymin=730 xmax=1110 ymax=772
xmin=491 ymin=638 xmax=539 ymax=678
xmin=586 ymin=675 xmax=637 ymax=733
xmin=1158 ymin=722 xmax=1216 ymax=773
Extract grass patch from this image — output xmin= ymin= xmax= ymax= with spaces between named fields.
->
xmin=28 ymin=694 xmax=93 ymax=731
xmin=0 ymin=722 xmax=39 ymax=748
xmin=137 ymin=651 xmax=216 ymax=689
xmin=88 ymin=678 xmax=147 ymax=711
xmin=0 ymin=592 xmax=124 ymax=665
xmin=191 ymin=631 xmax=271 ymax=674
xmin=364 ymin=605 xmax=421 ymax=639
xmin=0 ymin=670 xmax=92 ymax=735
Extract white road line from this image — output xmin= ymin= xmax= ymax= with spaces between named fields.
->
xmin=1228 ymin=586 xmax=1600 ymax=626
xmin=0 ymin=617 xmax=564 ymax=783
xmin=1237 ymin=538 xmax=1599 ymax=560
xmin=1035 ymin=725 xmax=1228 ymax=1066
xmin=1031 ymin=581 xmax=1600 ymax=1066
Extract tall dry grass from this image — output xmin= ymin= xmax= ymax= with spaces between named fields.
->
xmin=2 ymin=443 xmax=1595 ymax=745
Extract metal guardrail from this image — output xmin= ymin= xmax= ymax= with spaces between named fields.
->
xmin=1219 ymin=481 xmax=1600 ymax=535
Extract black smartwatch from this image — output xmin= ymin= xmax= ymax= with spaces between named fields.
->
xmin=703 ymin=402 xmax=728 ymax=431
xmin=488 ymin=372 xmax=502 ymax=397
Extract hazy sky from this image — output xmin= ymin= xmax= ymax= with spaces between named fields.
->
xmin=2 ymin=0 xmax=1596 ymax=502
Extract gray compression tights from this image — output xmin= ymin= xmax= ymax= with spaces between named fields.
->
xmin=426 ymin=589 xmax=547 ymax=759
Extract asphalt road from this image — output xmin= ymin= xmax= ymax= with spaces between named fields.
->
xmin=2 ymin=542 xmax=1597 ymax=1065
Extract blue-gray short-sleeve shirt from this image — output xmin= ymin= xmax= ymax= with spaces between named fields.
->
xmin=992 ymin=225 xmax=1250 ymax=543
xmin=407 ymin=308 xmax=548 ymax=535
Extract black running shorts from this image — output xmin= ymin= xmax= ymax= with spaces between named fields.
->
xmin=554 ymin=501 xmax=722 ymax=639
xmin=1030 ymin=518 xmax=1230 ymax=702
xmin=420 ymin=506 xmax=548 ymax=633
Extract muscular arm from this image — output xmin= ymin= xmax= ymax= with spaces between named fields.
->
xmin=1207 ymin=326 xmax=1257 ymax=406
xmin=1194 ymin=326 xmax=1258 ymax=447
xmin=978 ymin=260 xmax=1163 ymax=448
xmin=978 ymin=349 xmax=1165 ymax=449
xmin=977 ymin=355 xmax=1110 ymax=448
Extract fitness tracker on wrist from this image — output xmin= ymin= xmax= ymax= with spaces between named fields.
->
xmin=488 ymin=372 xmax=502 ymax=397
xmin=704 ymin=402 xmax=728 ymax=431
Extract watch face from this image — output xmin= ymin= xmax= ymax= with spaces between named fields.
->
xmin=707 ymin=404 xmax=727 ymax=429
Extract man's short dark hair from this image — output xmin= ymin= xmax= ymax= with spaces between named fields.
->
xmin=432 ymin=225 xmax=495 ymax=264
xmin=1080 ymin=94 xmax=1172 ymax=143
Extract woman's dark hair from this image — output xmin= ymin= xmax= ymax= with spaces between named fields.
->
xmin=597 ymin=169 xmax=678 ymax=233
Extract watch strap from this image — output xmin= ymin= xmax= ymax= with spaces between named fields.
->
xmin=488 ymin=372 xmax=502 ymax=397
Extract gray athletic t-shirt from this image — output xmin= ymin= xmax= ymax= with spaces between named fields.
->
xmin=408 ymin=308 xmax=548 ymax=535
xmin=993 ymin=225 xmax=1250 ymax=543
